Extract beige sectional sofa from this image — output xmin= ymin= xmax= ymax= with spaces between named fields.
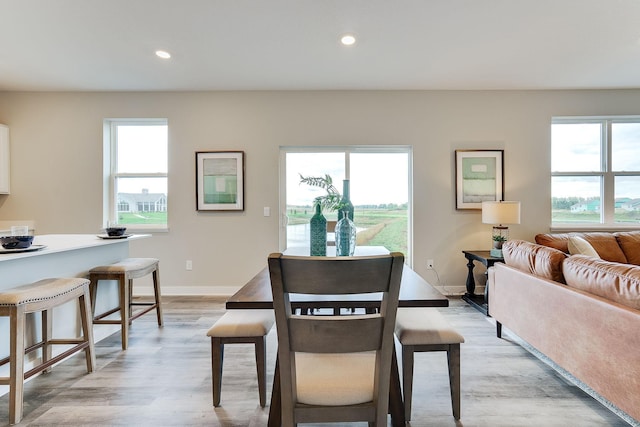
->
xmin=488 ymin=232 xmax=640 ymax=424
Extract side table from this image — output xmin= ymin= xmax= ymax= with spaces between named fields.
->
xmin=461 ymin=250 xmax=504 ymax=315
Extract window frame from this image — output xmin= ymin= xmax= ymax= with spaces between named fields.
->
xmin=103 ymin=118 xmax=169 ymax=232
xmin=551 ymin=115 xmax=640 ymax=231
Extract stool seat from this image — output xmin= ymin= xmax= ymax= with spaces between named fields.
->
xmin=89 ymin=257 xmax=162 ymax=350
xmin=207 ymin=310 xmax=275 ymax=407
xmin=89 ymin=258 xmax=159 ymax=278
xmin=0 ymin=278 xmax=95 ymax=425
xmin=0 ymin=278 xmax=91 ymax=306
xmin=395 ymin=308 xmax=465 ymax=421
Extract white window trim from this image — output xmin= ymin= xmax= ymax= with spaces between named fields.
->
xmin=103 ymin=118 xmax=169 ymax=232
xmin=551 ymin=115 xmax=640 ymax=231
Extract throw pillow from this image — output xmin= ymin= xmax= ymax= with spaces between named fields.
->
xmin=567 ymin=236 xmax=600 ymax=258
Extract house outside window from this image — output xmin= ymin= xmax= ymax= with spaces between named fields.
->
xmin=104 ymin=119 xmax=168 ymax=230
xmin=552 ymin=116 xmax=640 ymax=228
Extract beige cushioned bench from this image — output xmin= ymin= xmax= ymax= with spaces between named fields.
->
xmin=207 ymin=309 xmax=275 ymax=407
xmin=89 ymin=258 xmax=162 ymax=350
xmin=0 ymin=278 xmax=96 ymax=425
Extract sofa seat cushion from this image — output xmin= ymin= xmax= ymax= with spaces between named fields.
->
xmin=563 ymin=255 xmax=640 ymax=310
xmin=536 ymin=232 xmax=628 ymax=264
xmin=503 ymin=240 xmax=567 ymax=284
xmin=614 ymin=231 xmax=640 ymax=266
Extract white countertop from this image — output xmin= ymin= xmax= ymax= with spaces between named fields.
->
xmin=0 ymin=234 xmax=150 ymax=262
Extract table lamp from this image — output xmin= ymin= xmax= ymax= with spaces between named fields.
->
xmin=482 ymin=201 xmax=521 ymax=258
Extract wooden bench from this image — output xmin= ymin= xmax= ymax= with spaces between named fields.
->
xmin=89 ymin=258 xmax=162 ymax=350
xmin=0 ymin=277 xmax=96 ymax=425
xmin=206 ymin=309 xmax=275 ymax=407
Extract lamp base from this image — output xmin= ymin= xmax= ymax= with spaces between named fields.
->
xmin=490 ymin=248 xmax=503 ymax=258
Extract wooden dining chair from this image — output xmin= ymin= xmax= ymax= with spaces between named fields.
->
xmin=267 ymin=252 xmax=404 ymax=427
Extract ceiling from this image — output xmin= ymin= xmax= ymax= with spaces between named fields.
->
xmin=2 ymin=0 xmax=640 ymax=92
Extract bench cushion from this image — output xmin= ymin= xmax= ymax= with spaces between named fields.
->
xmin=395 ymin=308 xmax=464 ymax=345
xmin=207 ymin=310 xmax=274 ymax=337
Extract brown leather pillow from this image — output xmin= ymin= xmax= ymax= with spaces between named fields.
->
xmin=535 ymin=233 xmax=570 ymax=253
xmin=580 ymin=232 xmax=628 ymax=263
xmin=563 ymin=255 xmax=640 ymax=310
xmin=614 ymin=231 xmax=640 ymax=266
xmin=503 ymin=240 xmax=567 ymax=284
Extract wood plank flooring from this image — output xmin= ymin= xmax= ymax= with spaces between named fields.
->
xmin=0 ymin=297 xmax=633 ymax=426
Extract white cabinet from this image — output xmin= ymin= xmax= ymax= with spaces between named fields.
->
xmin=0 ymin=124 xmax=9 ymax=194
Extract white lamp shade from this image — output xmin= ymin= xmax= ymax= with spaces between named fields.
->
xmin=482 ymin=201 xmax=521 ymax=225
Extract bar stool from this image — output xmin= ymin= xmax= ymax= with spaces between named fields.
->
xmin=206 ymin=309 xmax=275 ymax=407
xmin=395 ymin=307 xmax=465 ymax=421
xmin=0 ymin=277 xmax=96 ymax=425
xmin=89 ymin=258 xmax=162 ymax=350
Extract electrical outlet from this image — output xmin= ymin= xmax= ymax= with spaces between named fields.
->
xmin=427 ymin=259 xmax=434 ymax=269
xmin=186 ymin=260 xmax=193 ymax=270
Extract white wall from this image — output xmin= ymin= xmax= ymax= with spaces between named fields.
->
xmin=0 ymin=90 xmax=639 ymax=296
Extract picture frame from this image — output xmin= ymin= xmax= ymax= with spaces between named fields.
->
xmin=455 ymin=149 xmax=504 ymax=210
xmin=196 ymin=151 xmax=245 ymax=211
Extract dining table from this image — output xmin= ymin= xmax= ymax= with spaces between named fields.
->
xmin=225 ymin=247 xmax=449 ymax=427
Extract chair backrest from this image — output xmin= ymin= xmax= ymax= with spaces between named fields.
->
xmin=268 ymin=252 xmax=404 ymax=426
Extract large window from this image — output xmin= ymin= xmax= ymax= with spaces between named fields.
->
xmin=104 ymin=119 xmax=168 ymax=230
xmin=280 ymin=146 xmax=412 ymax=263
xmin=552 ymin=117 xmax=640 ymax=227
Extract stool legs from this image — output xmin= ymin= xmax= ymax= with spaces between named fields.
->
xmin=90 ymin=264 xmax=162 ymax=350
xmin=401 ymin=344 xmax=415 ymax=421
xmin=152 ymin=268 xmax=163 ymax=326
xmin=448 ymin=344 xmax=461 ymax=420
xmin=401 ymin=343 xmax=461 ymax=421
xmin=211 ymin=336 xmax=267 ymax=408
xmin=119 ymin=276 xmax=130 ymax=350
xmin=211 ymin=337 xmax=224 ymax=407
xmin=255 ymin=336 xmax=267 ymax=407
xmin=78 ymin=290 xmax=97 ymax=372
xmin=4 ymin=289 xmax=94 ymax=425
xmin=8 ymin=306 xmax=26 ymax=425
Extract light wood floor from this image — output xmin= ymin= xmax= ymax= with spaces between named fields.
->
xmin=0 ymin=297 xmax=632 ymax=426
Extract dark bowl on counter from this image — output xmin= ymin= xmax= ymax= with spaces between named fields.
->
xmin=105 ymin=227 xmax=127 ymax=237
xmin=1 ymin=235 xmax=34 ymax=249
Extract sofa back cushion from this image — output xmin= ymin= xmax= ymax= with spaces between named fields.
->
xmin=503 ymin=240 xmax=567 ymax=284
xmin=563 ymin=255 xmax=640 ymax=310
xmin=614 ymin=231 xmax=640 ymax=266
xmin=535 ymin=232 xmax=628 ymax=264
xmin=567 ymin=236 xmax=600 ymax=258
xmin=535 ymin=233 xmax=570 ymax=252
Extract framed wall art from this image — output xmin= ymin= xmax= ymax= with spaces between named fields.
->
xmin=196 ymin=151 xmax=245 ymax=211
xmin=455 ymin=149 xmax=504 ymax=210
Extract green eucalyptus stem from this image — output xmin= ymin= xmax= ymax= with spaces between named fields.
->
xmin=299 ymin=173 xmax=343 ymax=212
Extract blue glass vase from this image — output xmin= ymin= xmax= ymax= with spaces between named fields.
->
xmin=335 ymin=209 xmax=356 ymax=256
xmin=309 ymin=203 xmax=327 ymax=256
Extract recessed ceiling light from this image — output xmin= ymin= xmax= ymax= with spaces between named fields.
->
xmin=340 ymin=33 xmax=357 ymax=46
xmin=155 ymin=50 xmax=171 ymax=59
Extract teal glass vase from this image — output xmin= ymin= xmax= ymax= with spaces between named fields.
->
xmin=309 ymin=203 xmax=327 ymax=256
xmin=340 ymin=179 xmax=354 ymax=221
xmin=335 ymin=209 xmax=356 ymax=256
